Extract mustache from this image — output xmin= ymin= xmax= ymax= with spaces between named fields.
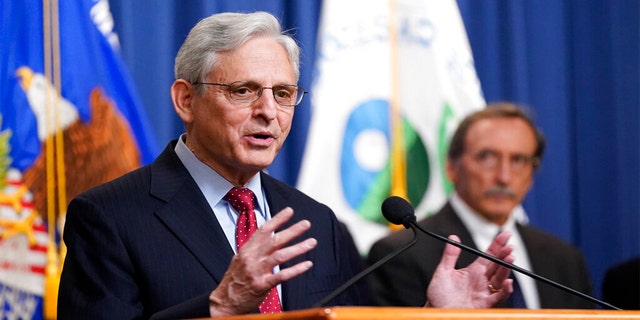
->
xmin=484 ymin=186 xmax=517 ymax=198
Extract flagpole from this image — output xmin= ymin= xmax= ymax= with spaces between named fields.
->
xmin=43 ymin=0 xmax=64 ymax=317
xmin=388 ymin=0 xmax=407 ymax=231
xmin=51 ymin=0 xmax=68 ymax=267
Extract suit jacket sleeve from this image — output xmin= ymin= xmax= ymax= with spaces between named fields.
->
xmin=58 ymin=194 xmax=212 ymax=319
xmin=59 ymin=194 xmax=146 ymax=319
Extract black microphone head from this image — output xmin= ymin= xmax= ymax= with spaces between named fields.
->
xmin=382 ymin=196 xmax=416 ymax=227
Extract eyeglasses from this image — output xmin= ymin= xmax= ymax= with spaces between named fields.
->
xmin=193 ymin=80 xmax=307 ymax=107
xmin=467 ymin=149 xmax=539 ymax=173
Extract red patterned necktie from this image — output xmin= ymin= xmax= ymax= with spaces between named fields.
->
xmin=224 ymin=187 xmax=282 ymax=313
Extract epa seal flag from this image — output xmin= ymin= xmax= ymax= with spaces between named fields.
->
xmin=0 ymin=0 xmax=159 ymax=318
xmin=297 ymin=0 xmax=485 ymax=253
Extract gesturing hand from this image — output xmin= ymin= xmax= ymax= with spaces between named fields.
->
xmin=209 ymin=207 xmax=317 ymax=316
xmin=426 ymin=231 xmax=515 ymax=309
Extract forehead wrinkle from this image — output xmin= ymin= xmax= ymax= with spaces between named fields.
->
xmin=212 ymin=38 xmax=295 ymax=86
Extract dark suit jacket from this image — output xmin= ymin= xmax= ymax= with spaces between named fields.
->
xmin=367 ymin=202 xmax=594 ymax=309
xmin=602 ymin=256 xmax=640 ymax=310
xmin=58 ymin=142 xmax=367 ymax=319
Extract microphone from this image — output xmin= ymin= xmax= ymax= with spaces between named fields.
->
xmin=381 ymin=194 xmax=417 ymax=228
xmin=383 ymin=196 xmax=622 ymax=310
xmin=312 ymin=201 xmax=419 ymax=307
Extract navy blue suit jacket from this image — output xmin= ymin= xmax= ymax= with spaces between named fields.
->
xmin=58 ymin=142 xmax=367 ymax=319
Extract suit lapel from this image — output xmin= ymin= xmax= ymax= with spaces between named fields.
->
xmin=260 ymin=172 xmax=297 ymax=230
xmin=435 ymin=204 xmax=480 ymax=267
xmin=260 ymin=172 xmax=299 ymax=267
xmin=260 ymin=172 xmax=304 ymax=308
xmin=260 ymin=173 xmax=288 ymax=214
xmin=440 ymin=204 xmax=477 ymax=243
xmin=150 ymin=144 xmax=235 ymax=284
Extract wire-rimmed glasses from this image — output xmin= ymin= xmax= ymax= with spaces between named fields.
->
xmin=468 ymin=149 xmax=540 ymax=173
xmin=193 ymin=80 xmax=307 ymax=107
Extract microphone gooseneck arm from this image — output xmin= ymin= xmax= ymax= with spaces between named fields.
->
xmin=409 ymin=220 xmax=621 ymax=310
xmin=312 ymin=226 xmax=418 ymax=308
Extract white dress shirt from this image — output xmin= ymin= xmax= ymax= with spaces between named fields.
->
xmin=450 ymin=192 xmax=541 ymax=309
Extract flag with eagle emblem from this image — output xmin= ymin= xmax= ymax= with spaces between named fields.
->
xmin=0 ymin=0 xmax=159 ymax=318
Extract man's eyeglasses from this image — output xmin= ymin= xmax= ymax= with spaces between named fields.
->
xmin=468 ymin=149 xmax=539 ymax=173
xmin=193 ymin=80 xmax=307 ymax=107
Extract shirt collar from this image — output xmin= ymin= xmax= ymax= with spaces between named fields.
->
xmin=174 ymin=134 xmax=265 ymax=213
xmin=449 ymin=191 xmax=517 ymax=250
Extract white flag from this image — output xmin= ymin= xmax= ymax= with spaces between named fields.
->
xmin=298 ymin=0 xmax=485 ymax=253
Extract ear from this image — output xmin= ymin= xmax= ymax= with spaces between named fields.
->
xmin=445 ymin=158 xmax=458 ymax=185
xmin=171 ymin=79 xmax=194 ymax=123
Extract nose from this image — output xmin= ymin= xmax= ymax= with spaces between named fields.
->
xmin=495 ymin=158 xmax=512 ymax=184
xmin=253 ymin=88 xmax=278 ymax=120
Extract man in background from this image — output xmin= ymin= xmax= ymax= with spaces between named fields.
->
xmin=369 ymin=102 xmax=593 ymax=309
